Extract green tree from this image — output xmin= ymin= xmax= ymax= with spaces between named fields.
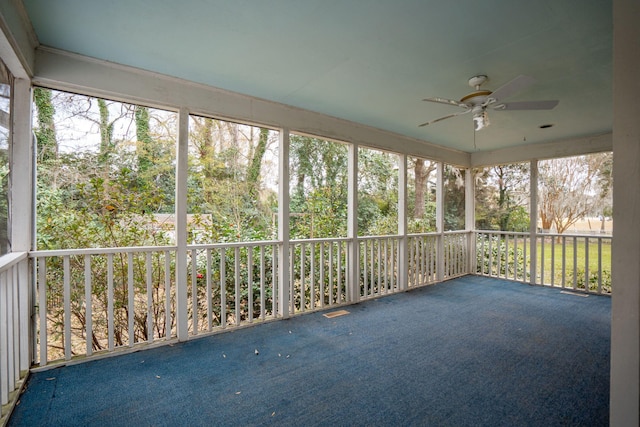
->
xmin=475 ymin=163 xmax=529 ymax=231
xmin=34 ymin=87 xmax=58 ymax=162
xmin=289 ymin=135 xmax=348 ymax=238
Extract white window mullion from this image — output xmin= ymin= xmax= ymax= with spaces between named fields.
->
xmin=175 ymin=108 xmax=189 ymax=340
xmin=397 ymin=154 xmax=408 ymax=291
xmin=347 ymin=143 xmax=359 ymax=303
xmin=277 ymin=128 xmax=290 ymax=318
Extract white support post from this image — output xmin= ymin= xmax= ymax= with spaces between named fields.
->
xmin=397 ymin=154 xmax=408 ymax=291
xmin=277 ymin=128 xmax=290 ymax=318
xmin=347 ymin=143 xmax=359 ymax=303
xmin=465 ymin=166 xmax=475 ymax=274
xmin=529 ymin=160 xmax=538 ymax=285
xmin=11 ymin=78 xmax=32 ymax=371
xmin=611 ymin=0 xmax=640 ymax=423
xmin=175 ymin=108 xmax=189 ymax=340
xmin=436 ymin=162 xmax=445 ymax=282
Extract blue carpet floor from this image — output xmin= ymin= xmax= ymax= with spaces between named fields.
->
xmin=9 ymin=276 xmax=611 ymax=426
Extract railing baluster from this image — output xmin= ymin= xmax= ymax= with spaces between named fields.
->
xmin=260 ymin=246 xmax=266 ymax=320
xmin=572 ymin=236 xmax=578 ymax=290
xmin=328 ymin=243 xmax=334 ymax=305
xmin=504 ymin=234 xmax=509 ymax=279
xmin=289 ymin=245 xmax=295 ymax=313
xmin=191 ymin=249 xmax=198 ymax=334
xmin=146 ymin=252 xmax=154 ymax=342
xmin=598 ymin=237 xmax=603 ymax=294
xmin=127 ymin=253 xmax=134 ymax=347
xmin=385 ymin=238 xmax=398 ymax=293
xmin=220 ymin=248 xmax=226 ymax=329
xmin=299 ymin=243 xmax=305 ymax=312
xmin=377 ymin=238 xmax=382 ymax=294
xmin=370 ymin=239 xmax=375 ymax=294
xmin=164 ymin=251 xmax=171 ymax=337
xmin=11 ymin=266 xmax=19 ymax=384
xmin=38 ymin=257 xmax=47 ymax=365
xmin=5 ymin=270 xmax=13 ymax=401
xmin=561 ymin=236 xmax=567 ymax=288
xmin=206 ymin=249 xmax=212 ymax=331
xmin=63 ymin=256 xmax=71 ymax=360
xmin=337 ymin=242 xmax=343 ymax=303
xmin=539 ymin=236 xmax=545 ymax=285
xmin=85 ymin=255 xmax=93 ymax=356
xmin=523 ymin=235 xmax=527 ymax=282
xmin=310 ymin=243 xmax=315 ymax=310
xmin=107 ymin=253 xmax=114 ymax=351
xmin=384 ymin=238 xmax=389 ymax=293
xmin=248 ymin=245 xmax=254 ymax=322
xmin=584 ymin=237 xmax=590 ymax=293
xmin=319 ymin=242 xmax=325 ymax=306
xmin=0 ymin=271 xmax=8 ymax=403
xmin=234 ymin=246 xmax=241 ymax=325
xmin=363 ymin=240 xmax=368 ymax=297
xmin=550 ymin=236 xmax=555 ymax=287
xmin=490 ymin=233 xmax=495 ymax=278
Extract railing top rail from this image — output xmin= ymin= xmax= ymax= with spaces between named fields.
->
xmin=188 ymin=239 xmax=280 ymax=250
xmin=535 ymin=232 xmax=612 ymax=239
xmin=443 ymin=230 xmax=473 ymax=235
xmin=0 ymin=251 xmax=28 ymax=271
xmin=475 ymin=230 xmax=530 ymax=236
xmin=407 ymin=232 xmax=439 ymax=237
xmin=30 ymin=245 xmax=179 ymax=258
xmin=290 ymin=236 xmax=351 ymax=244
xmin=357 ymin=235 xmax=401 ymax=241
xmin=405 ymin=230 xmax=472 ymax=237
xmin=475 ymin=230 xmax=612 ymax=239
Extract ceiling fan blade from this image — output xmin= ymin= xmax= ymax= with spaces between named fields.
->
xmin=489 ymin=75 xmax=536 ymax=102
xmin=493 ymin=100 xmax=559 ymax=110
xmin=418 ymin=109 xmax=471 ymax=127
xmin=422 ymin=97 xmax=469 ymax=109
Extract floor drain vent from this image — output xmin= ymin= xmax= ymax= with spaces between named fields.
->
xmin=560 ymin=291 xmax=589 ymax=297
xmin=323 ymin=309 xmax=350 ymax=319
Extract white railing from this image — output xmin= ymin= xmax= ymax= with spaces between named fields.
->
xmin=359 ymin=235 xmax=401 ymax=299
xmin=443 ymin=231 xmax=471 ymax=279
xmin=407 ymin=233 xmax=438 ymax=287
xmin=31 ymin=246 xmax=179 ymax=366
xmin=534 ymin=233 xmax=612 ymax=294
xmin=475 ymin=231 xmax=612 ymax=294
xmin=290 ymin=238 xmax=349 ymax=313
xmin=0 ymin=252 xmax=30 ymax=416
xmin=29 ymin=229 xmax=609 ymax=368
xmin=187 ymin=241 xmax=279 ymax=332
xmin=476 ymin=231 xmax=530 ymax=282
xmin=31 ymin=241 xmax=282 ymax=366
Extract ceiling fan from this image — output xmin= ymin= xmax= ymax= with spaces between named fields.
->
xmin=419 ymin=75 xmax=559 ymax=131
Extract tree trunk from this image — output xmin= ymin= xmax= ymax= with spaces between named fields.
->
xmin=33 ymin=87 xmax=58 ymax=162
xmin=97 ymin=98 xmax=113 ymax=161
xmin=246 ymin=128 xmax=269 ymax=199
xmin=135 ymin=106 xmax=153 ymax=173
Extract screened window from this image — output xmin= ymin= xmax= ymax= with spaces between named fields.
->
xmin=289 ymin=134 xmax=347 ymax=239
xmin=33 ymin=88 xmax=177 ymax=249
xmin=187 ymin=115 xmax=279 ymax=243
xmin=0 ymin=59 xmax=12 ymax=255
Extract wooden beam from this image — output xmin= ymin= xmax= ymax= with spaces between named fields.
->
xmin=33 ymin=47 xmax=470 ymax=167
xmin=471 ymin=132 xmax=612 ymax=167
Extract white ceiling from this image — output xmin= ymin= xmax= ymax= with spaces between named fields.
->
xmin=20 ymin=0 xmax=612 ymax=153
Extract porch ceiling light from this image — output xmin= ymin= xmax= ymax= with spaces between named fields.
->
xmin=473 ymin=110 xmax=490 ymax=131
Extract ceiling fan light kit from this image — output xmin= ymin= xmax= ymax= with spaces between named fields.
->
xmin=420 ymin=74 xmax=559 ymax=131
